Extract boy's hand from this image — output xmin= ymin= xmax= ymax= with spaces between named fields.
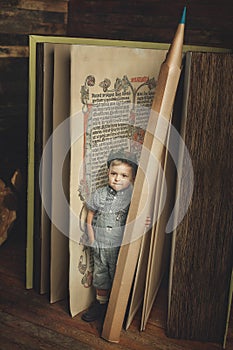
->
xmin=88 ymin=237 xmax=95 ymax=246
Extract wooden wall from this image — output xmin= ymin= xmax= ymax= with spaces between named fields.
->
xmin=0 ymin=0 xmax=69 ymax=237
xmin=67 ymin=0 xmax=233 ymax=49
xmin=0 ymin=0 xmax=69 ymax=227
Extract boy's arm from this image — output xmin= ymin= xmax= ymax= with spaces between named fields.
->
xmin=86 ymin=209 xmax=96 ymax=245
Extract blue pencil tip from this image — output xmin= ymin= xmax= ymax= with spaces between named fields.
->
xmin=180 ymin=6 xmax=186 ymax=24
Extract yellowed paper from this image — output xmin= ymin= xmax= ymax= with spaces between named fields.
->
xmin=40 ymin=43 xmax=54 ymax=294
xmin=69 ymin=44 xmax=167 ymax=316
xmin=50 ymin=45 xmax=71 ymax=303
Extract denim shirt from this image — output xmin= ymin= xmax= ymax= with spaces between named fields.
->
xmin=86 ymin=185 xmax=133 ymax=246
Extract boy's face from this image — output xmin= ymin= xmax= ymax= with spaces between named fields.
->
xmin=108 ymin=163 xmax=134 ymax=192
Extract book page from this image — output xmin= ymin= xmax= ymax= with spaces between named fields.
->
xmin=40 ymin=43 xmax=54 ymax=294
xmin=33 ymin=43 xmax=54 ymax=294
xmin=141 ymin=140 xmax=175 ymax=330
xmin=50 ymin=44 xmax=71 ymax=303
xmin=125 ymin=161 xmax=164 ymax=330
xmin=69 ymin=44 xmax=167 ymax=316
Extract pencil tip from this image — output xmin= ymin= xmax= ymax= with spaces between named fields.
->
xmin=180 ymin=6 xmax=186 ymax=24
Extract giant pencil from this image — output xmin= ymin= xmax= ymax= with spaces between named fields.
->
xmin=101 ymin=8 xmax=186 ymax=343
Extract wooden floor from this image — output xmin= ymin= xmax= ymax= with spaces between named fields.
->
xmin=0 ymin=227 xmax=232 ymax=350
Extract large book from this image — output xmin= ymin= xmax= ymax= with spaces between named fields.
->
xmin=27 ymin=34 xmax=232 ymax=344
xmin=28 ymin=34 xmax=170 ymax=309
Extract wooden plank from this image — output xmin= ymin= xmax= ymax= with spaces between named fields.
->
xmin=0 ymin=9 xmax=66 ymax=24
xmin=0 ymin=58 xmax=28 ymax=105
xmin=0 ymin=46 xmax=29 ymax=58
xmin=0 ymin=57 xmax=28 ymax=79
xmin=68 ymin=1 xmax=233 ymax=49
xmin=1 ymin=0 xmax=69 ymax=11
xmin=0 ymin=311 xmax=95 ymax=350
xmin=0 ymin=1 xmax=69 ymax=59
xmin=1 ymin=23 xmax=67 ymax=36
xmin=18 ymin=0 xmax=69 ymax=13
xmin=0 ymin=33 xmax=28 ymax=46
xmin=67 ymin=21 xmax=175 ymax=43
xmin=68 ymin=12 xmax=177 ymax=29
xmin=0 ymin=279 xmax=129 ymax=350
xmin=0 ymin=10 xmax=67 ymax=35
xmin=0 ymin=105 xmax=27 ymax=117
xmin=68 ymin=0 xmax=232 ymax=19
xmin=0 ymin=82 xmax=27 ymax=104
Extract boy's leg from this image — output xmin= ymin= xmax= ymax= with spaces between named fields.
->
xmin=81 ymin=288 xmax=109 ymax=322
xmin=81 ymin=248 xmax=110 ymax=322
xmin=96 ymin=288 xmax=109 ymax=304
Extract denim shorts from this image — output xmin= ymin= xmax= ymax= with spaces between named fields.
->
xmin=92 ymin=245 xmax=120 ymax=290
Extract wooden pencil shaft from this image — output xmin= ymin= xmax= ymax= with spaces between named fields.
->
xmin=102 ymin=15 xmax=185 ymax=343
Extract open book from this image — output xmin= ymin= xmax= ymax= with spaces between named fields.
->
xmin=28 ymin=35 xmax=171 ymax=317
xmin=27 ymin=35 xmax=232 ymax=345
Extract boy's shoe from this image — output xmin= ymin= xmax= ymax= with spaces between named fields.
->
xmin=81 ymin=300 xmax=108 ymax=322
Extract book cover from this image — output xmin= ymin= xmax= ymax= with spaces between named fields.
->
xmin=167 ymin=51 xmax=233 ymax=345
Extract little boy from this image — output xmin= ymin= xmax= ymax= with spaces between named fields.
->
xmin=81 ymin=149 xmax=138 ymax=322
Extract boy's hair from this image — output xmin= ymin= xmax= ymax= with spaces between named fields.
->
xmin=107 ymin=149 xmax=138 ymax=177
